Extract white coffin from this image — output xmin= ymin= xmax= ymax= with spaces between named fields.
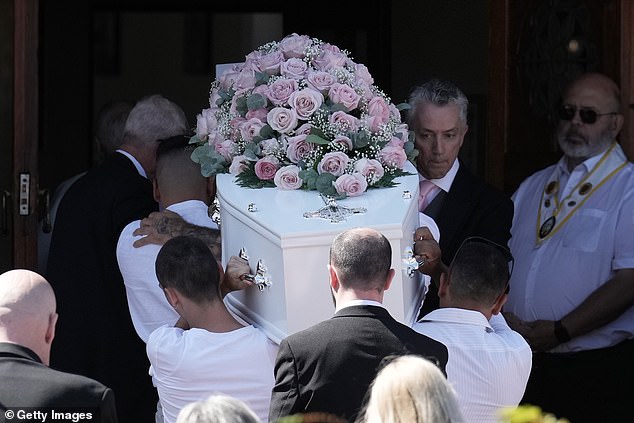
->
xmin=218 ymin=163 xmax=423 ymax=344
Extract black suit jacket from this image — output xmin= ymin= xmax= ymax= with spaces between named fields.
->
xmin=268 ymin=305 xmax=449 ymax=422
xmin=420 ymin=162 xmax=514 ymax=314
xmin=0 ymin=343 xmax=117 ymax=422
xmin=46 ymin=153 xmax=159 ymax=422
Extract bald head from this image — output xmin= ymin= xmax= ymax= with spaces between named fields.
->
xmin=0 ymin=269 xmax=58 ymax=365
xmin=565 ymin=72 xmax=621 ymax=111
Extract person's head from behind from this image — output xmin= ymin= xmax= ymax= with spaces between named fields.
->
xmin=0 ymin=269 xmax=58 ymax=366
xmin=175 ymin=394 xmax=260 ymax=423
xmin=556 ymin=72 xmax=623 ymax=167
xmin=328 ymin=228 xmax=394 ymax=303
xmin=155 ymin=236 xmax=222 ymax=311
xmin=359 ymin=354 xmax=463 ymax=423
xmin=440 ymin=237 xmax=511 ymax=319
xmin=122 ymin=94 xmax=189 ymax=179
xmin=154 ymin=135 xmax=216 ymax=208
xmin=94 ymin=100 xmax=134 ymax=164
xmin=407 ymin=79 xmax=469 ymax=180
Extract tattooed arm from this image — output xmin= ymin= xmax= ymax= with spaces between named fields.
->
xmin=132 ymin=210 xmax=222 ymax=261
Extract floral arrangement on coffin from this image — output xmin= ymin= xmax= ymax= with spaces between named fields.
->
xmin=190 ymin=33 xmax=416 ymax=198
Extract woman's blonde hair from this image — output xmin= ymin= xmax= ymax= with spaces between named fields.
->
xmin=358 ymin=355 xmax=463 ymax=423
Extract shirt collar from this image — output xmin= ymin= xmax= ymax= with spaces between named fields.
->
xmin=419 ymin=307 xmax=494 ymax=332
xmin=116 ymin=149 xmax=147 ymax=179
xmin=420 ymin=159 xmax=459 ymax=192
xmin=556 ymin=149 xmax=605 ymax=177
xmin=335 ymin=299 xmax=384 ymax=313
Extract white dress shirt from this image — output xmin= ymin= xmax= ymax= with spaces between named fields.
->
xmin=147 ymin=324 xmax=278 ymax=423
xmin=505 ymin=146 xmax=634 ymax=352
xmin=412 ymin=310 xmax=531 ymax=423
xmin=116 ymin=200 xmax=218 ymax=343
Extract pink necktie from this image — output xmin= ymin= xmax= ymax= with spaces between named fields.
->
xmin=419 ymin=180 xmax=439 ymax=212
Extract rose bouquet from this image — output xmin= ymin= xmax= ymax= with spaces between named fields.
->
xmin=190 ymin=33 xmax=416 ymax=198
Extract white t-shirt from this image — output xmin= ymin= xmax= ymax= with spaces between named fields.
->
xmin=117 ymin=200 xmax=218 ymax=342
xmin=413 ymin=310 xmax=531 ymax=423
xmin=147 ymin=324 xmax=278 ymax=423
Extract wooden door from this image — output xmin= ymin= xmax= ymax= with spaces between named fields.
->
xmin=488 ymin=0 xmax=634 ymax=194
xmin=0 ymin=0 xmax=39 ymax=273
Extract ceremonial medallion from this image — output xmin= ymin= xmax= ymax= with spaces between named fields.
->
xmin=544 ymin=199 xmax=551 ymax=208
xmin=579 ymin=182 xmax=592 ymax=195
xmin=545 ymin=181 xmax=558 ymax=195
xmin=539 ymin=216 xmax=556 ymax=238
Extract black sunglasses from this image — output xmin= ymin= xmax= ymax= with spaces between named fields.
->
xmin=558 ymin=104 xmax=618 ymax=125
xmin=455 ymin=236 xmax=514 ymax=294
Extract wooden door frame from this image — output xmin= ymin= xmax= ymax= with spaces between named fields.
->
xmin=487 ymin=0 xmax=634 ymax=192
xmin=13 ymin=0 xmax=38 ymax=269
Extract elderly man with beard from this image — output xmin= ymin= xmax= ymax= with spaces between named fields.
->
xmin=503 ymin=72 xmax=634 ymax=423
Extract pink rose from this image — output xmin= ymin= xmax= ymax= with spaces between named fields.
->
xmin=267 ymin=107 xmax=298 ymax=134
xmin=313 ymin=43 xmax=348 ymax=70
xmin=317 ymin=151 xmax=350 ymax=176
xmin=254 ymin=156 xmax=280 ymax=180
xmin=215 ymin=139 xmax=237 ymax=162
xmin=286 ymin=134 xmax=314 ymax=163
xmin=274 ymin=165 xmax=303 ymax=190
xmin=229 ymin=155 xmax=250 ymax=175
xmin=267 ymin=78 xmax=298 ymax=106
xmin=306 ymin=70 xmax=337 ymax=93
xmin=257 ymin=49 xmax=285 ymax=75
xmin=379 ymin=144 xmax=407 ymax=168
xmin=353 ymin=63 xmax=374 ymax=85
xmin=234 ymin=66 xmax=257 ymax=91
xmin=279 ymin=33 xmax=311 ymax=58
xmin=366 ymin=96 xmax=391 ymax=131
xmin=196 ymin=108 xmax=217 ymax=139
xmin=334 ymin=173 xmax=368 ymax=197
xmin=393 ymin=123 xmax=410 ymax=144
xmin=239 ymin=118 xmax=266 ymax=142
xmin=329 ymin=111 xmax=359 ymax=133
xmin=281 ymin=58 xmax=309 ymax=80
xmin=245 ymin=108 xmax=268 ymax=122
xmin=288 ymin=88 xmax=324 ymax=119
xmin=354 ymin=158 xmax=385 ymax=183
xmin=295 ymin=123 xmax=314 ymax=135
xmin=332 ymin=135 xmax=353 ymax=151
xmin=328 ymin=83 xmax=361 ymax=111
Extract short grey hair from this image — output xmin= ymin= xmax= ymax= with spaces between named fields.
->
xmin=407 ymin=79 xmax=469 ymax=127
xmin=175 ymin=394 xmax=260 ymax=423
xmin=123 ymin=94 xmax=188 ymax=148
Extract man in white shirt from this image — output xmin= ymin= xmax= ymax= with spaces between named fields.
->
xmin=413 ymin=237 xmax=531 ymax=423
xmin=504 ymin=72 xmax=634 ymax=422
xmin=117 ymin=135 xmax=219 ymax=342
xmin=149 ymin=235 xmax=278 ymax=423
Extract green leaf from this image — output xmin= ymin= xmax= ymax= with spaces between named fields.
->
xmin=396 ymin=102 xmax=411 ymax=111
xmin=351 ymin=131 xmax=370 ymax=149
xmin=255 ymin=71 xmax=269 ymax=86
xmin=306 ymin=134 xmax=331 ymax=145
xmin=259 ymin=124 xmax=274 ymax=139
xmin=235 ymin=95 xmax=248 ymax=117
xmin=247 ymin=93 xmax=266 ymax=110
xmin=299 ymin=168 xmax=318 ymax=190
xmin=315 ymin=173 xmax=337 ymax=197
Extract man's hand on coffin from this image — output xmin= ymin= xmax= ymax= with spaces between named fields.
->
xmin=133 ymin=209 xmax=223 ymax=261
xmin=220 ymin=255 xmax=254 ymax=297
xmin=413 ymin=226 xmax=445 ymax=280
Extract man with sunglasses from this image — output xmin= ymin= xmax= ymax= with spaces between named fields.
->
xmin=504 ymin=72 xmax=634 ymax=422
xmin=412 ymin=237 xmax=531 ymax=423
